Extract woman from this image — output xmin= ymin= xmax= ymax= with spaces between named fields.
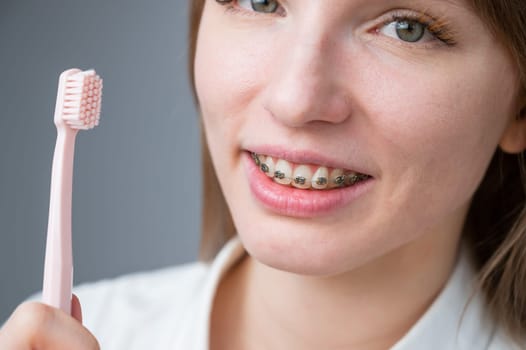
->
xmin=1 ymin=0 xmax=525 ymax=348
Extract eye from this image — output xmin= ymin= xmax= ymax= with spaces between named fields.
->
xmin=380 ymin=18 xmax=435 ymax=43
xmin=238 ymin=0 xmax=280 ymax=14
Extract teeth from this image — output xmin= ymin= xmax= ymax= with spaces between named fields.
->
xmin=274 ymin=159 xmax=292 ymax=185
xmin=292 ymin=165 xmax=312 ymax=189
xmin=312 ymin=166 xmax=329 ymax=190
xmin=347 ymin=172 xmax=361 ymax=186
xmin=251 ymin=153 xmax=262 ymax=166
xmin=262 ymin=156 xmax=275 ymax=178
xmin=251 ymin=152 xmax=369 ymax=190
xmin=329 ymin=168 xmax=345 ymax=188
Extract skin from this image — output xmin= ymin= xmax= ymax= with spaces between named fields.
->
xmin=194 ymin=0 xmax=526 ymax=349
xmin=1 ymin=0 xmax=525 ymax=349
xmin=0 ymin=295 xmax=100 ymax=349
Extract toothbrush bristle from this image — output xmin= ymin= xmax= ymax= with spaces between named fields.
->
xmin=62 ymin=70 xmax=103 ymax=130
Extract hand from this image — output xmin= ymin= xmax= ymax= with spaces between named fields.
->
xmin=0 ymin=295 xmax=100 ymax=349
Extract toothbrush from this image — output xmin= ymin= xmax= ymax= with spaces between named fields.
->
xmin=42 ymin=68 xmax=103 ymax=315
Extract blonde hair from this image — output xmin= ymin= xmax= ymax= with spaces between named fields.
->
xmin=188 ymin=0 xmax=526 ymax=342
xmin=188 ymin=0 xmax=236 ymax=259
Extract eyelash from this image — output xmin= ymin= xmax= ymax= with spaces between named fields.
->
xmin=217 ymin=0 xmax=286 ymax=17
xmin=216 ymin=0 xmax=457 ymax=47
xmin=383 ymin=11 xmax=457 ymax=46
xmin=223 ymin=4 xmax=256 ymax=16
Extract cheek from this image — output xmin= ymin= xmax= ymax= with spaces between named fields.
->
xmin=195 ymin=32 xmax=256 ymax=172
xmin=355 ymin=49 xmax=518 ymax=227
xmin=194 ymin=19 xmax=285 ymax=184
xmin=194 ymin=35 xmax=239 ymax=166
xmin=193 ymin=22 xmax=271 ymax=205
xmin=364 ymin=53 xmax=516 ymax=177
xmin=194 ymin=24 xmax=272 ymax=126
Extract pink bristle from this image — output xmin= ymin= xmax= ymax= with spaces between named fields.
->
xmin=62 ymin=70 xmax=103 ymax=130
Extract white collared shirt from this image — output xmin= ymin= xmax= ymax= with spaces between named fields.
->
xmin=76 ymin=237 xmax=523 ymax=349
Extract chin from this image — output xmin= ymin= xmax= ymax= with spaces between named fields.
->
xmin=233 ymin=212 xmax=378 ymax=277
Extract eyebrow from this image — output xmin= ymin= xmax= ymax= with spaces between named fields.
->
xmin=402 ymin=0 xmax=473 ymax=16
xmin=430 ymin=0 xmax=471 ymax=10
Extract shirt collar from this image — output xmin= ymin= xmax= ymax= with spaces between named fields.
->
xmin=391 ymin=242 xmax=495 ymax=349
xmin=175 ymin=238 xmax=496 ymax=349
xmin=174 ymin=237 xmax=246 ymax=349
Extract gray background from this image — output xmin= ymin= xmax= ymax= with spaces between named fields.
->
xmin=0 ymin=1 xmax=201 ymax=322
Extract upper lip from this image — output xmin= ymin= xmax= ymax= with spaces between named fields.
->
xmin=244 ymin=145 xmax=374 ymax=177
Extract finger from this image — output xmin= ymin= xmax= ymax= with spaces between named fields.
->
xmin=1 ymin=302 xmax=99 ymax=350
xmin=71 ymin=294 xmax=83 ymax=324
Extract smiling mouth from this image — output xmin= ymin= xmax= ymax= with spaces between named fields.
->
xmin=250 ymin=152 xmax=371 ymax=190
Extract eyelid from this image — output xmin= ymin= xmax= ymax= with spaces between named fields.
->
xmin=222 ymin=0 xmax=287 ymax=17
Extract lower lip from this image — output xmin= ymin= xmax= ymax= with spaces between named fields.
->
xmin=243 ymin=152 xmax=374 ymax=218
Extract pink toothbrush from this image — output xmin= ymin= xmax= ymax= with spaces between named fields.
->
xmin=42 ymin=68 xmax=103 ymax=314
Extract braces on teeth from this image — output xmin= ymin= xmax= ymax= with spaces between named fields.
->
xmin=251 ymin=152 xmax=370 ymax=190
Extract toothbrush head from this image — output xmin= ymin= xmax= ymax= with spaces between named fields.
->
xmin=54 ymin=68 xmax=103 ymax=130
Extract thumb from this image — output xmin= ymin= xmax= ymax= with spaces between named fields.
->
xmin=71 ymin=294 xmax=83 ymax=324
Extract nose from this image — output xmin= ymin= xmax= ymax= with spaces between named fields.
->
xmin=262 ymin=31 xmax=351 ymax=127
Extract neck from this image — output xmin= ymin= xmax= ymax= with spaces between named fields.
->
xmin=212 ymin=228 xmax=462 ymax=350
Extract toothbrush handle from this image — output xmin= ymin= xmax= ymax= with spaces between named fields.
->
xmin=42 ymin=127 xmax=78 ymax=315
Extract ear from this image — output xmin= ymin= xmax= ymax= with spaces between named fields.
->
xmin=499 ymin=106 xmax=526 ymax=154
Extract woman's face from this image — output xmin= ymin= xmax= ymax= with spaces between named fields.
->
xmin=194 ymin=0 xmax=520 ymax=275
